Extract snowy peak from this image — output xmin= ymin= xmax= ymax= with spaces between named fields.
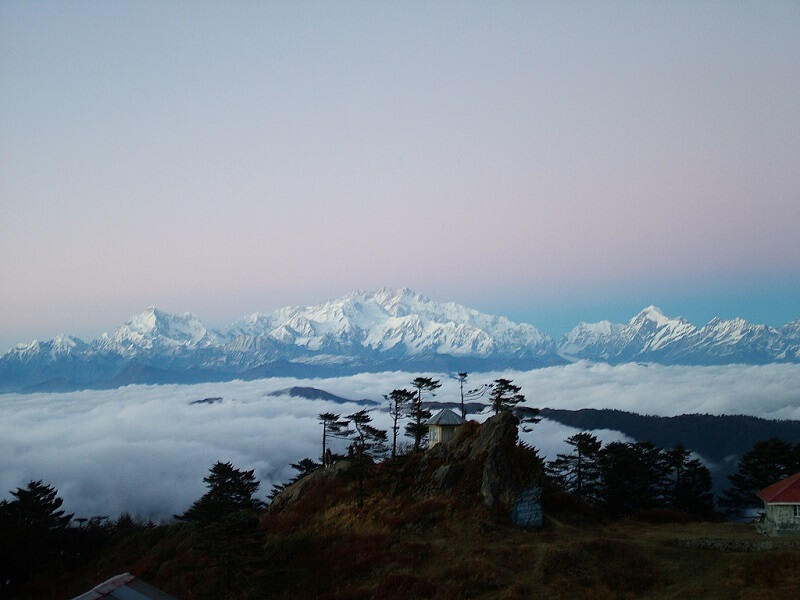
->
xmin=97 ymin=306 xmax=216 ymax=355
xmin=558 ymin=320 xmax=622 ymax=359
xmin=628 ymin=305 xmax=692 ymax=334
xmin=16 ymin=339 xmax=43 ymax=354
xmin=559 ymin=306 xmax=699 ymax=361
xmin=5 ymin=334 xmax=88 ymax=362
xmin=225 ymin=287 xmax=554 ymax=358
xmin=371 ymin=287 xmax=429 ymax=316
xmin=630 ymin=305 xmax=670 ymax=327
xmin=55 ymin=288 xmax=557 ymax=372
xmin=49 ymin=334 xmax=88 ymax=357
xmin=225 ymin=312 xmax=274 ymax=339
xmin=1 ymin=292 xmax=799 ymax=393
xmin=783 ymin=319 xmax=800 ymax=340
xmin=633 ymin=305 xmax=665 ymax=319
xmin=558 ymin=306 xmax=798 ymax=365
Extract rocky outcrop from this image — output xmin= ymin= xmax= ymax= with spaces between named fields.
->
xmin=416 ymin=411 xmax=543 ymax=528
xmin=268 ymin=411 xmax=543 ymax=528
xmin=268 ymin=458 xmax=360 ymax=514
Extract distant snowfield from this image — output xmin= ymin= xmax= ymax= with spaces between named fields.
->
xmin=1 ymin=362 xmax=798 ymax=520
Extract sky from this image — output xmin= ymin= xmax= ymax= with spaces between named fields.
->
xmin=1 ymin=2 xmax=799 ymax=352
xmin=2 ymin=363 xmax=798 ymax=519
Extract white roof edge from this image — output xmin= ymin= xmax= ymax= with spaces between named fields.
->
xmin=71 ymin=573 xmax=136 ymax=600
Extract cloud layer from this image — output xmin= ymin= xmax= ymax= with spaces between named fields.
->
xmin=1 ymin=363 xmax=798 ymax=519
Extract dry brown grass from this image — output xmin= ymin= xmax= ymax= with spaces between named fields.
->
xmin=726 ymin=552 xmax=800 ymax=599
xmin=20 ymin=450 xmax=800 ymax=600
xmin=540 ymin=538 xmax=662 ymax=598
xmin=257 ymin=457 xmax=800 ymax=600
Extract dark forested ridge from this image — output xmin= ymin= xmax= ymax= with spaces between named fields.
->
xmin=540 ymin=408 xmax=800 ymax=471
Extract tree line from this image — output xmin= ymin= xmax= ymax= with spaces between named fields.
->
xmin=547 ymin=434 xmax=715 ymax=518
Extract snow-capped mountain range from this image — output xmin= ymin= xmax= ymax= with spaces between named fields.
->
xmin=1 ymin=288 xmax=798 ymax=392
xmin=559 ymin=305 xmax=800 ymax=365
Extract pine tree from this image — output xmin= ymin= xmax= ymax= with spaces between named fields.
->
xmin=634 ymin=441 xmax=668 ymax=506
xmin=346 ymin=410 xmax=388 ymax=507
xmin=186 ymin=464 xmax=266 ymax=594
xmin=548 ymin=432 xmax=602 ymax=502
xmin=0 ymin=480 xmax=73 ymax=588
xmin=318 ymin=413 xmax=352 ymax=466
xmin=662 ymin=443 xmax=715 ymax=517
xmin=406 ymin=377 xmax=440 ymax=452
xmin=597 ymin=441 xmax=666 ymax=515
xmin=6 ymin=480 xmax=72 ymax=532
xmin=489 ymin=378 xmax=525 ymax=414
xmin=457 ymin=372 xmax=489 ymax=419
xmin=180 ymin=461 xmax=263 ymax=522
xmin=720 ymin=437 xmax=800 ymax=516
xmin=385 ymin=389 xmax=414 ymax=458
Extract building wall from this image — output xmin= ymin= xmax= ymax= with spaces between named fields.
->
xmin=764 ymin=503 xmax=800 ymax=535
xmin=428 ymin=425 xmax=460 ymax=448
xmin=441 ymin=426 xmax=458 ymax=444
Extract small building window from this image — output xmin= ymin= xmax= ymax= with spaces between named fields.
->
xmin=430 ymin=428 xmax=438 ymax=442
xmin=793 ymin=505 xmax=800 ymax=518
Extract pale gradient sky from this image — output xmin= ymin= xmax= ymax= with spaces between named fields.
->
xmin=1 ymin=1 xmax=799 ymax=352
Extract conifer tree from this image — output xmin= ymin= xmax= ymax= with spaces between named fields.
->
xmin=186 ymin=465 xmax=266 ymax=594
xmin=548 ymin=432 xmax=602 ymax=501
xmin=268 ymin=458 xmax=322 ymax=500
xmin=662 ymin=443 xmax=715 ymax=517
xmin=489 ymin=378 xmax=525 ymax=414
xmin=385 ymin=389 xmax=414 ymax=458
xmin=346 ymin=410 xmax=388 ymax=507
xmin=406 ymin=377 xmax=440 ymax=452
xmin=597 ymin=441 xmax=667 ymax=515
xmin=180 ymin=461 xmax=263 ymax=522
xmin=318 ymin=413 xmax=352 ymax=466
xmin=457 ymin=372 xmax=489 ymax=419
xmin=0 ymin=480 xmax=73 ymax=588
xmin=6 ymin=480 xmax=73 ymax=532
xmin=720 ymin=437 xmax=800 ymax=516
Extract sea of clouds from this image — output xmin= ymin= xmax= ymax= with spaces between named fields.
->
xmin=1 ymin=362 xmax=798 ymax=520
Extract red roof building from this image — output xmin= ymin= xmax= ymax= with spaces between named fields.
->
xmin=757 ymin=471 xmax=800 ymax=503
xmin=757 ymin=471 xmax=800 ymax=535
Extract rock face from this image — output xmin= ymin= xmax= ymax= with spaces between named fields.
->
xmin=268 ymin=458 xmax=359 ymax=514
xmin=416 ymin=411 xmax=544 ymax=527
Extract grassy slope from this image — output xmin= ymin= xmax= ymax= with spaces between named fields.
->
xmin=17 ymin=458 xmax=800 ymax=600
